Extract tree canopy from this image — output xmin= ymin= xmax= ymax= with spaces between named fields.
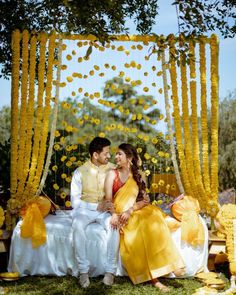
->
xmin=0 ymin=0 xmax=235 ymax=77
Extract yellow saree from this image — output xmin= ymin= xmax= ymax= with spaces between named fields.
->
xmin=114 ymin=176 xmax=185 ymax=284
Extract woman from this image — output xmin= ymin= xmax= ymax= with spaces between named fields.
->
xmin=104 ymin=143 xmax=185 ymax=291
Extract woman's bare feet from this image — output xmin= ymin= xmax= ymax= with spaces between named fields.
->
xmin=173 ymin=267 xmax=186 ymax=277
xmin=152 ymin=279 xmax=170 ymax=293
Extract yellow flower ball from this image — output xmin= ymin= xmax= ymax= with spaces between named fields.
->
xmin=61 ymin=173 xmax=67 ymax=179
xmin=54 ymin=130 xmax=60 ymax=137
xmin=70 ymin=156 xmax=76 ymax=162
xmin=53 ymin=184 xmax=59 ymax=190
xmin=99 ymin=132 xmax=105 ymax=138
xmin=65 ymin=201 xmax=71 ymax=208
xmin=77 ymin=57 xmax=83 ymax=63
xmin=66 ymin=54 xmax=72 ymax=61
xmin=66 ymin=76 xmax=73 ymax=83
xmin=53 ymin=144 xmax=60 ymax=151
xmin=60 ymin=192 xmax=67 ymax=199
xmin=65 ymin=177 xmax=72 ymax=183
xmin=145 ymin=170 xmax=150 ymax=176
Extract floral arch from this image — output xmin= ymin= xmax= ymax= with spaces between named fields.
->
xmin=7 ymin=30 xmax=219 ymax=229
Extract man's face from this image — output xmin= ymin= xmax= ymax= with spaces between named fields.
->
xmin=94 ymin=146 xmax=111 ymax=166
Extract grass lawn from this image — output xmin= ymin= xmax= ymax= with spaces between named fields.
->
xmin=0 ymin=275 xmax=228 ymax=295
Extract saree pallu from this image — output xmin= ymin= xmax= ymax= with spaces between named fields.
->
xmin=114 ymin=177 xmax=185 ymax=284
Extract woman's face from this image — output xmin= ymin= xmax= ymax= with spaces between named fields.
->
xmin=115 ymin=149 xmax=129 ymax=167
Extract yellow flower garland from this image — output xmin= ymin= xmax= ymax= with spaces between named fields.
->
xmin=168 ymin=36 xmax=192 ymax=195
xmin=17 ymin=30 xmax=29 ymax=190
xmin=10 ymin=30 xmax=20 ymax=195
xmin=25 ymin=32 xmax=47 ymax=194
xmin=210 ymin=34 xmax=219 ymax=206
xmin=189 ymin=40 xmax=206 ymax=208
xmin=180 ymin=50 xmax=197 ymax=198
xmin=199 ymin=37 xmax=211 ymax=196
xmin=32 ymin=33 xmax=56 ymax=194
xmin=20 ymin=33 xmax=39 ymax=193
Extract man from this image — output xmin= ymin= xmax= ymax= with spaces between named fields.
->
xmin=71 ymin=137 xmax=119 ymax=288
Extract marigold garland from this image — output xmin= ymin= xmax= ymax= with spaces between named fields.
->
xmin=32 ymin=33 xmax=56 ymax=194
xmin=160 ymin=49 xmax=184 ymax=194
xmin=17 ymin=30 xmax=29 ymax=189
xmin=25 ymin=32 xmax=47 ymax=194
xmin=189 ymin=40 xmax=206 ymax=208
xmin=168 ymin=36 xmax=192 ymax=195
xmin=210 ymin=34 xmax=219 ymax=205
xmin=180 ymin=50 xmax=197 ymax=198
xmin=199 ymin=37 xmax=211 ymax=196
xmin=10 ymin=30 xmax=21 ymax=195
xmin=37 ymin=37 xmax=63 ymax=195
xmin=21 ymin=33 xmax=40 ymax=193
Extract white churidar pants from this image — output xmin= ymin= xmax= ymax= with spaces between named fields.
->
xmin=72 ymin=208 xmax=120 ymax=275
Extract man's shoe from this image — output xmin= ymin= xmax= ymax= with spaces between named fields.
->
xmin=79 ymin=273 xmax=90 ymax=288
xmin=103 ymin=272 xmax=114 ymax=286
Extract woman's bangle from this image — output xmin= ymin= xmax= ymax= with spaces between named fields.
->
xmin=129 ymin=206 xmax=134 ymax=215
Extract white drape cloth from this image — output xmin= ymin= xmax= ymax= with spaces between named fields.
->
xmin=8 ymin=211 xmax=208 ymax=277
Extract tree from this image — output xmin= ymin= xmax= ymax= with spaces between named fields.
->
xmin=1 ymin=1 xmax=236 ymax=78
xmin=174 ymin=0 xmax=236 ymax=38
xmin=0 ymin=106 xmax=11 ymax=144
xmin=0 ymin=0 xmax=158 ymax=78
xmin=218 ymin=92 xmax=236 ymax=190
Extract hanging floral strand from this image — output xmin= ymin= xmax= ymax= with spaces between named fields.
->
xmin=210 ymin=34 xmax=219 ymax=206
xmin=10 ymin=30 xmax=21 ymax=196
xmin=17 ymin=30 xmax=29 ymax=191
xmin=25 ymin=32 xmax=47 ymax=194
xmin=199 ymin=37 xmax=211 ymax=196
xmin=168 ymin=35 xmax=192 ymax=195
xmin=32 ymin=32 xmax=56 ymax=194
xmin=37 ymin=36 xmax=63 ymax=195
xmin=189 ymin=40 xmax=206 ymax=208
xmin=160 ymin=47 xmax=184 ymax=195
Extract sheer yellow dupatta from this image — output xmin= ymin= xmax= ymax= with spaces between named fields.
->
xmin=113 ymin=176 xmax=138 ymax=214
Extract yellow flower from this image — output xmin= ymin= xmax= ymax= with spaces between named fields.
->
xmin=94 ymin=65 xmax=100 ymax=71
xmin=66 ymin=161 xmax=72 ymax=167
xmin=99 ymin=132 xmax=105 ymax=138
xmin=137 ymin=147 xmax=142 ymax=153
xmin=143 ymin=87 xmax=149 ymax=92
xmin=157 ymin=200 xmax=163 ymax=205
xmin=151 ymin=183 xmax=158 ymax=189
xmin=151 ymin=157 xmax=157 ymax=164
xmin=152 ymin=138 xmax=158 ymax=144
xmin=66 ymin=54 xmax=72 ymax=60
xmin=61 ymin=156 xmax=67 ymax=162
xmin=65 ymin=201 xmax=71 ymax=208
xmin=77 ymin=160 xmax=82 ymax=166
xmin=61 ymin=173 xmax=67 ymax=179
xmin=65 ymin=177 xmax=71 ymax=183
xmin=158 ymin=179 xmax=165 ymax=186
xmin=60 ymin=192 xmax=67 ymax=199
xmin=54 ymin=130 xmax=60 ymax=137
xmin=52 ymin=165 xmax=58 ymax=171
xmin=53 ymin=144 xmax=60 ymax=151
xmin=70 ymin=156 xmax=76 ymax=162
xmin=145 ymin=170 xmax=150 ymax=176
xmin=171 ymin=184 xmax=176 ymax=190
xmin=158 ymin=151 xmax=165 ymax=157
xmin=144 ymin=153 xmax=151 ymax=160
xmin=53 ymin=184 xmax=59 ymax=190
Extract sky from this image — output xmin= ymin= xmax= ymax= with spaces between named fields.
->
xmin=0 ymin=0 xmax=235 ymax=110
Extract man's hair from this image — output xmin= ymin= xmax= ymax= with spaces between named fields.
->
xmin=88 ymin=137 xmax=111 ymax=157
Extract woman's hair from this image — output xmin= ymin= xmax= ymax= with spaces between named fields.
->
xmin=118 ymin=143 xmax=146 ymax=201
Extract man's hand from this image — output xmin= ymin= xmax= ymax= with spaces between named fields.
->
xmin=97 ymin=200 xmax=114 ymax=212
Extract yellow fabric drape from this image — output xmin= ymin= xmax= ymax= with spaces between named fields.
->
xmin=20 ymin=197 xmax=51 ymax=248
xmin=114 ymin=176 xmax=185 ymax=284
xmin=171 ymin=195 xmax=205 ymax=246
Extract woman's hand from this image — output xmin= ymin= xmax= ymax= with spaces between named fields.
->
xmin=119 ymin=208 xmax=133 ymax=226
xmin=110 ymin=213 xmax=120 ymax=230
